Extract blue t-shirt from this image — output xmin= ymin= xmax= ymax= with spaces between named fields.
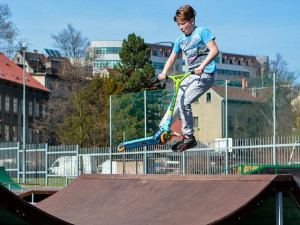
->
xmin=173 ymin=27 xmax=216 ymax=73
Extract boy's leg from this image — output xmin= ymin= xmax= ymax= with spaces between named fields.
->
xmin=172 ymin=73 xmax=215 ymax=151
xmin=180 ymin=73 xmax=215 ymax=135
xmin=158 ymin=77 xmax=192 ymax=128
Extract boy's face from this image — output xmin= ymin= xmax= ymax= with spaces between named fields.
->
xmin=176 ymin=18 xmax=195 ymax=36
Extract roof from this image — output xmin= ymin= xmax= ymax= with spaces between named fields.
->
xmin=0 ymin=53 xmax=50 ymax=93
xmin=212 ymin=85 xmax=270 ymax=102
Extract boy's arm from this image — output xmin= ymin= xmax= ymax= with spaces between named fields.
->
xmin=158 ymin=52 xmax=178 ymax=80
xmin=194 ymin=40 xmax=219 ymax=75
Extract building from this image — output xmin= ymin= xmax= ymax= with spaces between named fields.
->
xmin=0 ymin=53 xmax=50 ymax=143
xmin=88 ymin=41 xmax=184 ymax=78
xmin=191 ymin=84 xmax=271 ymax=143
xmin=13 ymin=49 xmax=67 ymax=97
xmin=89 ymin=40 xmax=268 ymax=82
xmin=182 ymin=52 xmax=269 ymax=81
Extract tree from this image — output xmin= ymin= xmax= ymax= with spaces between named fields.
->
xmin=56 ymin=76 xmax=123 ymax=147
xmin=34 ymin=58 xmax=92 ymax=145
xmin=0 ymin=3 xmax=19 ymax=56
xmin=237 ymin=53 xmax=296 ymax=138
xmin=112 ymin=33 xmax=159 ymax=92
xmin=51 ymin=24 xmax=89 ymax=58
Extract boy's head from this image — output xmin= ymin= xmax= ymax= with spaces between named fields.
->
xmin=174 ymin=5 xmax=196 ymax=23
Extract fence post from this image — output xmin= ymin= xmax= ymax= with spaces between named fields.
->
xmin=183 ymin=151 xmax=186 ymax=175
xmin=225 ymin=79 xmax=229 ymax=175
xmin=76 ymin=145 xmax=79 ymax=177
xmin=109 ymin=95 xmax=112 ymax=174
xmin=144 ymin=91 xmax=147 ymax=175
xmin=273 ymin=73 xmax=277 ymax=165
xmin=17 ymin=142 xmax=20 ymax=183
xmin=45 ymin=143 xmax=48 ymax=187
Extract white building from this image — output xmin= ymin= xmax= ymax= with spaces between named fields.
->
xmin=88 ymin=41 xmax=184 ymax=78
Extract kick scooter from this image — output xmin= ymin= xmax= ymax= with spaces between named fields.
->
xmin=118 ymin=71 xmax=195 ymax=152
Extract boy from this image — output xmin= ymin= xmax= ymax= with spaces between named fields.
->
xmin=158 ymin=5 xmax=219 ymax=152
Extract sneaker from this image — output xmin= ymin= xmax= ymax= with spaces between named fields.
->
xmin=171 ymin=135 xmax=197 ymax=152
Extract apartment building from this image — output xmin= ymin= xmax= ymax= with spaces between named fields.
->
xmin=13 ymin=49 xmax=67 ymax=97
xmin=0 ymin=53 xmax=50 ymax=143
xmin=182 ymin=52 xmax=269 ymax=81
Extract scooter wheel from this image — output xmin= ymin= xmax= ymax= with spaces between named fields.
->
xmin=160 ymin=132 xmax=168 ymax=144
xmin=118 ymin=146 xmax=126 ymax=152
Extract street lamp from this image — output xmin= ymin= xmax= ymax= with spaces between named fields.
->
xmin=21 ymin=43 xmax=27 ymax=184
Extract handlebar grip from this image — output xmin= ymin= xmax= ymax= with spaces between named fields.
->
xmin=190 ymin=71 xmax=195 ymax=74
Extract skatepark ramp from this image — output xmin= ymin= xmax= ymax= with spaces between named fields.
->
xmin=0 ymin=174 xmax=300 ymax=225
xmin=0 ymin=167 xmax=21 ymax=190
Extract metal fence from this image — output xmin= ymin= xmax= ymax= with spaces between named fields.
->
xmin=1 ymin=135 xmax=300 ymax=187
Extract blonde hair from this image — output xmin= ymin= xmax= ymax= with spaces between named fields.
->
xmin=174 ymin=5 xmax=196 ymax=22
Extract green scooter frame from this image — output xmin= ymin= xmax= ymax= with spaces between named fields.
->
xmin=118 ymin=71 xmax=194 ymax=152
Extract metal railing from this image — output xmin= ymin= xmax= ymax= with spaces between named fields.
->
xmin=1 ymin=136 xmax=300 ymax=187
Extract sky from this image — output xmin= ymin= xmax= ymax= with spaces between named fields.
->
xmin=2 ymin=0 xmax=300 ymax=74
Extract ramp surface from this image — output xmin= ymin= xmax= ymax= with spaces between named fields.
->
xmin=35 ymin=174 xmax=300 ymax=225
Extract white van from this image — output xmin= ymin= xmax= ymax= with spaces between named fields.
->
xmin=48 ymin=156 xmax=93 ymax=176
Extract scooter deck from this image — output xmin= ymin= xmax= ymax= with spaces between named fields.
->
xmin=118 ymin=136 xmax=161 ymax=151
xmin=118 ymin=129 xmax=168 ymax=152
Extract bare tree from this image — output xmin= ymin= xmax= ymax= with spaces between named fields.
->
xmin=51 ymin=24 xmax=89 ymax=58
xmin=0 ymin=3 xmax=19 ymax=56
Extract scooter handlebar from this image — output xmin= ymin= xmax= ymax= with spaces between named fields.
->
xmin=165 ymin=71 xmax=195 ymax=79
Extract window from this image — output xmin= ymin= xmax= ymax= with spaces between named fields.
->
xmin=28 ymin=102 xmax=33 ymax=116
xmin=12 ymin=126 xmax=17 ymax=142
xmin=42 ymin=104 xmax=47 ymax=119
xmin=152 ymin=62 xmax=165 ymax=70
xmin=215 ymin=57 xmax=220 ymax=63
xmin=35 ymin=102 xmax=40 ymax=118
xmin=5 ymin=96 xmax=10 ymax=112
xmin=193 ymin=117 xmax=199 ymax=127
xmin=152 ymin=49 xmax=162 ymax=56
xmin=28 ymin=128 xmax=33 ymax=143
xmin=206 ymin=92 xmax=212 ymax=102
xmin=5 ymin=125 xmax=9 ymax=141
xmin=94 ymin=47 xmax=122 ymax=54
xmin=216 ymin=69 xmax=250 ymax=78
xmin=0 ymin=124 xmax=2 ymax=140
xmin=94 ymin=60 xmax=121 ymax=68
xmin=13 ymin=98 xmax=18 ymax=113
xmin=21 ymin=100 xmax=23 ymax=115
xmin=228 ymin=116 xmax=233 ymax=128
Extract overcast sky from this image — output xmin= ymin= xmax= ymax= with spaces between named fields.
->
xmin=3 ymin=0 xmax=300 ymax=73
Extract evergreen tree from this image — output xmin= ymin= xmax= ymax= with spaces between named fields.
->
xmin=112 ymin=33 xmax=159 ymax=92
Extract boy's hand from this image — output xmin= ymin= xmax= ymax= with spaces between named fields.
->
xmin=158 ymin=73 xmax=168 ymax=80
xmin=195 ymin=66 xmax=204 ymax=75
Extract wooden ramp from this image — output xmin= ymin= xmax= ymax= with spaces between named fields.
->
xmin=0 ymin=174 xmax=300 ymax=225
xmin=37 ymin=174 xmax=300 ymax=225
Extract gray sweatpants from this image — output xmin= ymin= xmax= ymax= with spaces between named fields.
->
xmin=159 ymin=73 xmax=215 ymax=136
